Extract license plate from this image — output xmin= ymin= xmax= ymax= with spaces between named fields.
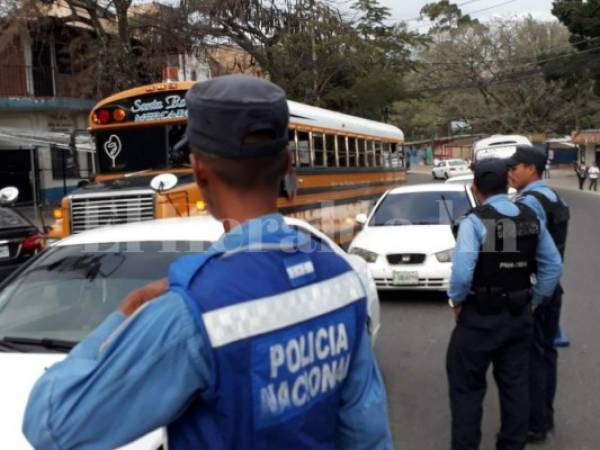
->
xmin=0 ymin=245 xmax=9 ymax=259
xmin=392 ymin=271 xmax=419 ymax=286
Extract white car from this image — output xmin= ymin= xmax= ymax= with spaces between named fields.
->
xmin=0 ymin=215 xmax=379 ymax=450
xmin=444 ymin=173 xmax=518 ymax=197
xmin=432 ymin=159 xmax=471 ymax=180
xmin=349 ymin=184 xmax=476 ymax=291
xmin=473 ymin=134 xmax=532 ymax=161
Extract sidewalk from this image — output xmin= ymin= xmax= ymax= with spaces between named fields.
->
xmin=545 ymin=169 xmax=600 ymax=196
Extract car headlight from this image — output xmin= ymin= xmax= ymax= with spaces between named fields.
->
xmin=435 ymin=249 xmax=453 ymax=263
xmin=349 ymin=247 xmax=379 ymax=263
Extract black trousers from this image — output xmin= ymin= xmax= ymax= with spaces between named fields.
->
xmin=447 ymin=305 xmax=533 ymax=450
xmin=529 ymin=286 xmax=562 ymax=433
xmin=590 ymin=179 xmax=598 ymax=191
xmin=577 ymin=177 xmax=585 ymax=190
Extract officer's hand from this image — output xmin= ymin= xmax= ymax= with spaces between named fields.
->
xmin=453 ymin=305 xmax=462 ymax=322
xmin=118 ymin=278 xmax=168 ymax=316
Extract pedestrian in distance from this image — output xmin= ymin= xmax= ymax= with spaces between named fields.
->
xmin=22 ymin=75 xmax=393 ymax=450
xmin=574 ymin=163 xmax=587 ymax=191
xmin=507 ymin=145 xmax=570 ymax=443
xmin=588 ymin=162 xmax=599 ymax=191
xmin=543 ymin=160 xmax=551 ymax=179
xmin=447 ymin=158 xmax=562 ymax=450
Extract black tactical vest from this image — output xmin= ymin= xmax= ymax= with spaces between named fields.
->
xmin=470 ymin=203 xmax=539 ymax=308
xmin=522 ymin=189 xmax=569 ymax=259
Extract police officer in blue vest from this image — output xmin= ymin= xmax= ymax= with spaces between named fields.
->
xmin=446 ymin=158 xmax=562 ymax=450
xmin=507 ymin=145 xmax=570 ymax=443
xmin=23 ymin=75 xmax=392 ymax=449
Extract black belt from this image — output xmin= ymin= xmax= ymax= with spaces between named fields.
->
xmin=465 ymin=287 xmax=531 ymax=316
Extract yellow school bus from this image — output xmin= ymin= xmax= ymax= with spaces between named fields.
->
xmin=50 ymin=81 xmax=406 ymax=245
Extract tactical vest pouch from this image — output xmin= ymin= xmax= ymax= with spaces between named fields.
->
xmin=506 ymin=288 xmax=531 ymax=317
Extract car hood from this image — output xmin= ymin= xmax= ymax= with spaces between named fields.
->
xmin=351 ymin=225 xmax=456 ymax=254
xmin=0 ymin=353 xmax=165 ymax=449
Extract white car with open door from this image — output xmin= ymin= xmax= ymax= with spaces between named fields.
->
xmin=349 ymin=184 xmax=476 ymax=291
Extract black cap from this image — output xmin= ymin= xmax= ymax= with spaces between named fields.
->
xmin=506 ymin=145 xmax=546 ymax=171
xmin=182 ymin=75 xmax=290 ymax=158
xmin=473 ymin=158 xmax=508 ymax=191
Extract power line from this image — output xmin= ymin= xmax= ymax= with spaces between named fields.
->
xmin=465 ymin=0 xmax=518 ymax=17
xmin=410 ymin=46 xmax=600 ymax=96
xmin=389 ymin=0 xmax=485 ymax=22
xmin=390 ymin=0 xmax=517 ymax=23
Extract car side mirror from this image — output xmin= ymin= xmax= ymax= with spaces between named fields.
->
xmin=355 ymin=213 xmax=368 ymax=226
xmin=0 ymin=186 xmax=19 ymax=206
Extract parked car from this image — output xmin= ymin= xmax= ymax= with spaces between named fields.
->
xmin=349 ymin=183 xmax=476 ymax=291
xmin=0 ymin=215 xmax=379 ymax=449
xmin=444 ymin=173 xmax=517 ymax=197
xmin=431 ymin=159 xmax=471 ymax=179
xmin=0 ymin=187 xmax=44 ymax=281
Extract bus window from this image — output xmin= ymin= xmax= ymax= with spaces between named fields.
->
xmin=357 ymin=139 xmax=366 ymax=167
xmin=326 ymin=134 xmax=336 ymax=167
xmin=167 ymin=124 xmax=188 ymax=167
xmin=391 ymin=143 xmax=400 ymax=168
xmin=337 ymin=135 xmax=348 ymax=167
xmin=297 ymin=131 xmax=310 ymax=167
xmin=368 ymin=140 xmax=376 ymax=167
xmin=348 ymin=138 xmax=357 ymax=167
xmin=375 ymin=141 xmax=383 ymax=166
xmin=313 ymin=132 xmax=325 ymax=167
xmin=383 ymin=142 xmax=391 ymax=167
xmin=289 ymin=129 xmax=298 ymax=166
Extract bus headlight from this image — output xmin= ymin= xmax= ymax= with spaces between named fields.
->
xmin=53 ymin=208 xmax=63 ymax=219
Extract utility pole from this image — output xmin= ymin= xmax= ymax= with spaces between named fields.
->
xmin=308 ymin=0 xmax=319 ymax=105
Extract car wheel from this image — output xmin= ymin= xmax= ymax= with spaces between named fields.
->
xmin=444 ymin=173 xmax=449 ymax=180
xmin=432 ymin=172 xmax=437 ymax=180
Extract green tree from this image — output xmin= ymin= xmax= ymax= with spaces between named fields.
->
xmin=420 ymin=0 xmax=479 ymax=34
xmin=552 ymin=0 xmax=600 ymax=95
xmin=396 ymin=17 xmax=594 ymax=138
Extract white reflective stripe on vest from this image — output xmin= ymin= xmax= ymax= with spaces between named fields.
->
xmin=202 ymin=270 xmax=365 ymax=348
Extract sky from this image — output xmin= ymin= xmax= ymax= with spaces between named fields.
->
xmin=338 ymin=0 xmax=557 ymax=28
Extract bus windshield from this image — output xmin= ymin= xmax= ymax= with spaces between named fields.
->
xmin=96 ymin=124 xmax=188 ymax=173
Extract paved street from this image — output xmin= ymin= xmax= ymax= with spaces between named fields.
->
xmin=376 ymin=171 xmax=600 ymax=449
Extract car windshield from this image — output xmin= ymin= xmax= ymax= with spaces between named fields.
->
xmin=0 ymin=241 xmax=210 ymax=343
xmin=369 ymin=190 xmax=472 ymax=226
xmin=449 ymin=160 xmax=465 ymax=166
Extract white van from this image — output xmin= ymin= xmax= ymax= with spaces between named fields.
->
xmin=473 ymin=135 xmax=532 ymax=161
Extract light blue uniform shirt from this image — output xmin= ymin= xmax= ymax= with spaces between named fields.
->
xmin=23 ymin=216 xmax=392 ymax=450
xmin=518 ymin=180 xmax=563 ymax=226
xmin=448 ymin=194 xmax=562 ymax=305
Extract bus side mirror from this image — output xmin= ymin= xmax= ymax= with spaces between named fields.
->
xmin=0 ymin=186 xmax=19 ymax=206
xmin=150 ymin=173 xmax=178 ymax=193
xmin=355 ymin=213 xmax=368 ymax=226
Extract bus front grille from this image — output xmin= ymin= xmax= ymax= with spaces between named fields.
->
xmin=70 ymin=191 xmax=155 ymax=234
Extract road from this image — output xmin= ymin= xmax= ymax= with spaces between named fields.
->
xmin=376 ymin=171 xmax=600 ymax=450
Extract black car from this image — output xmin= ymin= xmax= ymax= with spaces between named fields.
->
xmin=0 ymin=188 xmax=44 ymax=281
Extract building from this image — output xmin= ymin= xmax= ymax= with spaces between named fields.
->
xmin=0 ymin=6 xmax=97 ymax=204
xmin=571 ymin=129 xmax=600 ymax=165
xmin=0 ymin=1 xmax=262 ymax=205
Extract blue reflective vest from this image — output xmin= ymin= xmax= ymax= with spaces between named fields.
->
xmin=167 ymin=219 xmax=368 ymax=450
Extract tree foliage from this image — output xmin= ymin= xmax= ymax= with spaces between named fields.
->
xmin=552 ymin=0 xmax=600 ymax=96
xmin=395 ymin=11 xmax=600 ymax=138
xmin=187 ymin=0 xmax=422 ymax=119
